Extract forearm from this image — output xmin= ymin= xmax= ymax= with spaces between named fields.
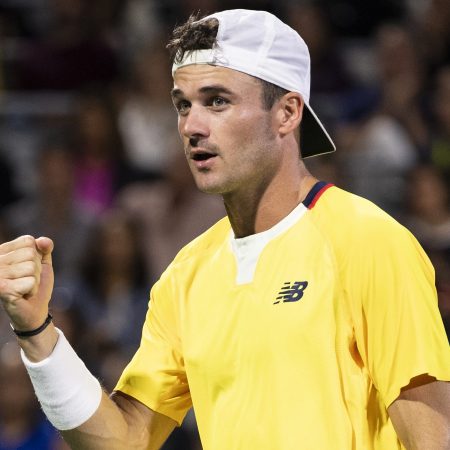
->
xmin=19 ymin=326 xmax=173 ymax=450
xmin=19 ymin=328 xmax=147 ymax=449
xmin=62 ymin=392 xmax=176 ymax=450
xmin=61 ymin=393 xmax=146 ymax=450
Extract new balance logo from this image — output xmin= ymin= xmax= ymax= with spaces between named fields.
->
xmin=273 ymin=281 xmax=309 ymax=304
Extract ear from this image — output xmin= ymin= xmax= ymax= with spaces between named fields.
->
xmin=277 ymin=93 xmax=303 ymax=136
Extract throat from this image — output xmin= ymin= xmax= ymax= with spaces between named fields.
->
xmin=224 ymin=192 xmax=298 ymax=238
xmin=224 ymin=174 xmax=318 ymax=238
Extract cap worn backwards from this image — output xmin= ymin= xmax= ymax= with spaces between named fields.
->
xmin=172 ymin=9 xmax=336 ymax=158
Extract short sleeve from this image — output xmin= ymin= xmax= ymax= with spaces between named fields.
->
xmin=114 ymin=276 xmax=191 ymax=425
xmin=344 ymin=218 xmax=450 ymax=408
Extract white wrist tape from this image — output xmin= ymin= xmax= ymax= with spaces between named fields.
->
xmin=21 ymin=328 xmax=102 ymax=430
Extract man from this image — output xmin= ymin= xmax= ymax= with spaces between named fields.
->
xmin=0 ymin=9 xmax=449 ymax=450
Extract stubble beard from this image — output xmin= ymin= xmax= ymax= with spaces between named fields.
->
xmin=186 ymin=114 xmax=278 ymax=197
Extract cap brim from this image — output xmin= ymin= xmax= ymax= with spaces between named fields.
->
xmin=300 ymin=102 xmax=336 ymax=159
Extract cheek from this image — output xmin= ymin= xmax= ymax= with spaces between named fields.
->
xmin=177 ymin=120 xmax=189 ymax=148
xmin=235 ymin=112 xmax=276 ymax=150
xmin=216 ymin=109 xmax=271 ymax=143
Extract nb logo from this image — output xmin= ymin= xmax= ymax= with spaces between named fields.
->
xmin=273 ymin=281 xmax=309 ymax=304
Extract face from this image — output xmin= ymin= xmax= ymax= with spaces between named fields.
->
xmin=172 ymin=65 xmax=281 ymax=196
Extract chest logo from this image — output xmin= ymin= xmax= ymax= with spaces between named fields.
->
xmin=273 ymin=281 xmax=309 ymax=304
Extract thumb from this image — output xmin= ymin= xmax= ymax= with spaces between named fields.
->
xmin=35 ymin=237 xmax=54 ymax=265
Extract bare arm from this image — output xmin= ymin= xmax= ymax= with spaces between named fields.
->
xmin=388 ymin=375 xmax=450 ymax=450
xmin=19 ymin=324 xmax=177 ymax=450
xmin=0 ymin=236 xmax=177 ymax=449
xmin=20 ymin=327 xmax=176 ymax=450
xmin=61 ymin=391 xmax=177 ymax=450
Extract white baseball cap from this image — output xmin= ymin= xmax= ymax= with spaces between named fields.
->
xmin=172 ymin=9 xmax=336 ymax=158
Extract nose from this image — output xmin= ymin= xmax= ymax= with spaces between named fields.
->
xmin=179 ymin=104 xmax=209 ymax=141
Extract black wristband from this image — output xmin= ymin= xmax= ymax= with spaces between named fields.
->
xmin=11 ymin=313 xmax=53 ymax=338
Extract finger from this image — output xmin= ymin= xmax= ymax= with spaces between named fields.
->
xmin=35 ymin=237 xmax=54 ymax=266
xmin=0 ymin=277 xmax=37 ymax=303
xmin=0 ymin=260 xmax=41 ymax=281
xmin=0 ymin=246 xmax=41 ymax=266
xmin=0 ymin=235 xmax=36 ymax=256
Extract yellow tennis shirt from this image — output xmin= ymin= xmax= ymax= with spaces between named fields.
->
xmin=115 ymin=182 xmax=450 ymax=449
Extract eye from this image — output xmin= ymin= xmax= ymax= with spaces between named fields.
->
xmin=175 ymin=100 xmax=191 ymax=115
xmin=211 ymin=96 xmax=228 ymax=108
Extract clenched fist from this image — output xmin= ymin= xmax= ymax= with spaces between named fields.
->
xmin=0 ymin=235 xmax=54 ymax=333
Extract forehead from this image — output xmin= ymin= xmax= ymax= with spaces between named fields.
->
xmin=172 ymin=64 xmax=261 ymax=96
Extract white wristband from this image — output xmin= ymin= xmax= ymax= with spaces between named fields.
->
xmin=21 ymin=328 xmax=102 ymax=430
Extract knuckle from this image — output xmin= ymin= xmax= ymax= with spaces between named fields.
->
xmin=24 ymin=261 xmax=36 ymax=274
xmin=25 ymin=247 xmax=37 ymax=260
xmin=24 ymin=278 xmax=38 ymax=297
xmin=21 ymin=235 xmax=35 ymax=247
xmin=0 ymin=281 xmax=14 ymax=304
xmin=0 ymin=266 xmax=11 ymax=279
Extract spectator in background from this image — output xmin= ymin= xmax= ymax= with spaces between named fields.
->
xmin=119 ymin=0 xmax=165 ymax=57
xmin=16 ymin=0 xmax=118 ymax=90
xmin=118 ymin=133 xmax=225 ymax=278
xmin=402 ymin=164 xmax=450 ymax=260
xmin=117 ymin=43 xmax=175 ymax=180
xmin=430 ymin=65 xmax=450 ymax=183
xmin=286 ymin=3 xmax=355 ymax=98
xmin=375 ymin=23 xmax=429 ymax=153
xmin=73 ymin=91 xmax=136 ymax=214
xmin=71 ymin=209 xmax=150 ymax=366
xmin=3 ymin=138 xmax=96 ymax=284
xmin=407 ymin=0 xmax=450 ymax=75
xmin=337 ymin=23 xmax=424 ymax=216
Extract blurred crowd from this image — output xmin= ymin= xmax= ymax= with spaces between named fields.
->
xmin=0 ymin=0 xmax=448 ymax=449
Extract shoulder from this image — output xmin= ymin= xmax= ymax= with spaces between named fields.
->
xmin=159 ymin=216 xmax=230 ymax=279
xmin=150 ymin=216 xmax=230 ymax=301
xmin=309 ymin=186 xmax=432 ymax=274
xmin=311 ymin=185 xmax=414 ymax=244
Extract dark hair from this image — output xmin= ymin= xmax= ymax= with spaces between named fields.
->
xmin=259 ymin=79 xmax=289 ymax=111
xmin=167 ymin=13 xmax=219 ymax=64
xmin=167 ymin=12 xmax=288 ymax=110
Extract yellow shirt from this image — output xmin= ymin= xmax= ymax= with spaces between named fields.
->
xmin=115 ymin=182 xmax=450 ymax=449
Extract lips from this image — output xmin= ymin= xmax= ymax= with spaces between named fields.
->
xmin=189 ymin=148 xmax=217 ymax=161
xmin=192 ymin=152 xmax=215 ymax=161
xmin=189 ymin=148 xmax=218 ymax=169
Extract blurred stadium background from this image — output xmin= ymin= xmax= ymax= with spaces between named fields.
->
xmin=0 ymin=0 xmax=449 ymax=449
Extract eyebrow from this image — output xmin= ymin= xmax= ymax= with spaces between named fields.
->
xmin=171 ymin=85 xmax=234 ymax=99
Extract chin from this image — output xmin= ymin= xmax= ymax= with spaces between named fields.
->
xmin=195 ymin=184 xmax=225 ymax=195
xmin=193 ymin=178 xmax=231 ymax=195
xmin=192 ymin=172 xmax=237 ymax=196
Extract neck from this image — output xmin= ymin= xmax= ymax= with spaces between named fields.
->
xmin=224 ymin=161 xmax=317 ymax=238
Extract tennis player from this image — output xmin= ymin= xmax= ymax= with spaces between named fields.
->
xmin=1 ymin=9 xmax=449 ymax=450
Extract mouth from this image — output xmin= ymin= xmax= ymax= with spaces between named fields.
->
xmin=192 ymin=152 xmax=215 ymax=161
xmin=188 ymin=148 xmax=218 ymax=170
xmin=190 ymin=149 xmax=217 ymax=162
